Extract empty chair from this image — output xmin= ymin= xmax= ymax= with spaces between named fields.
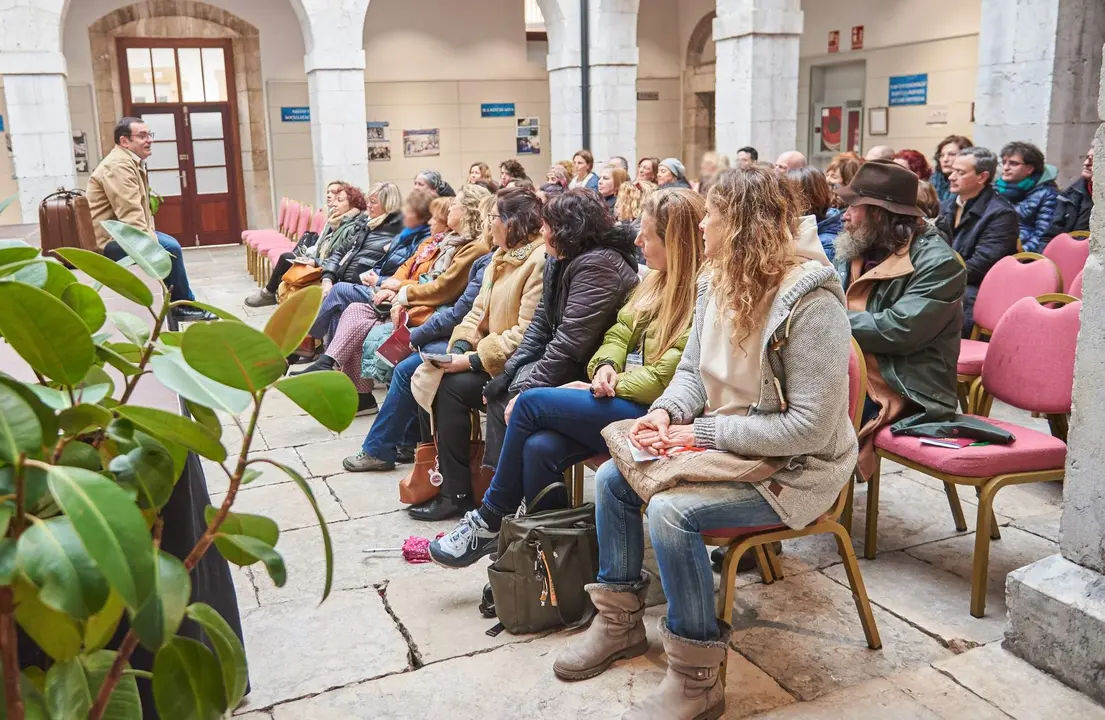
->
xmin=1071 ymin=270 xmax=1084 ymax=299
xmin=1043 ymin=233 xmax=1089 ymax=292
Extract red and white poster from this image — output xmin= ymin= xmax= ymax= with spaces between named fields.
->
xmin=820 ymin=106 xmax=843 ymax=153
xmin=828 ymin=30 xmax=840 ymax=54
xmin=851 ymin=25 xmax=865 ymax=50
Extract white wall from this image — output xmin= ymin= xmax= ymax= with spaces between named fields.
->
xmin=799 ymin=0 xmax=981 ymax=57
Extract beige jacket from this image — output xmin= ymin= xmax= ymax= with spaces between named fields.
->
xmin=449 ymin=238 xmax=546 ymax=376
xmin=87 ymin=146 xmax=155 ymax=249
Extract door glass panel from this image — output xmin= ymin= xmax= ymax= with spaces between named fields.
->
xmin=201 ymin=48 xmax=228 ymax=102
xmin=126 ymin=48 xmax=155 ymax=104
xmin=178 ymin=48 xmax=205 ymax=102
xmin=150 ymin=48 xmax=179 ymax=103
xmin=195 ymin=166 xmax=228 ymax=195
xmin=148 ymin=170 xmax=182 ymax=197
xmin=190 ymin=112 xmax=224 ymax=140
xmin=147 ymin=141 xmax=180 ymax=170
xmin=192 ymin=140 xmax=226 ymax=167
xmin=139 ymin=113 xmax=177 ymax=142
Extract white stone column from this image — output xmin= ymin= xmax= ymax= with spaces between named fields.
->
xmin=714 ymin=0 xmax=803 ymax=162
xmin=300 ymin=0 xmax=370 ymax=202
xmin=539 ymin=0 xmax=639 ymax=164
xmin=1004 ymin=43 xmax=1105 ymax=705
xmin=974 ymin=0 xmax=1105 ymax=183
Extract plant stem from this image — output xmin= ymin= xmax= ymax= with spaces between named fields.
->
xmin=0 ymin=587 xmax=23 ymax=720
xmin=86 ymin=631 xmax=139 ymax=720
xmin=119 ymin=296 xmax=169 ymax=405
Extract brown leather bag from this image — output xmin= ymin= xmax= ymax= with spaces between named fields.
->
xmin=399 ymin=411 xmax=493 ymax=505
xmin=39 ymin=190 xmax=98 ymax=260
xmin=276 ymin=262 xmax=324 ymax=302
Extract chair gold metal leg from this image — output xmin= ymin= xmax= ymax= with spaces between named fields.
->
xmin=764 ymin=543 xmax=784 ymax=581
xmin=970 ymin=481 xmax=998 ymax=618
xmin=572 ymin=463 xmax=585 ymax=509
xmin=943 ymin=482 xmax=968 ymax=532
xmin=716 ymin=539 xmax=754 ymax=688
xmin=973 ymin=487 xmax=1001 ymax=540
xmin=830 ymin=522 xmax=882 ymax=649
xmin=753 ymin=545 xmax=774 ymax=585
xmin=864 ymin=459 xmax=881 ymax=560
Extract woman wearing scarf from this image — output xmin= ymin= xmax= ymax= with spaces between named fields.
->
xmin=414 ymin=169 xmax=456 ymax=198
xmin=295 ymin=184 xmax=493 ymax=417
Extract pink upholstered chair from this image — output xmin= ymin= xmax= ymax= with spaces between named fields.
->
xmin=283 ymin=201 xmax=302 ymax=241
xmin=1070 ymin=270 xmax=1084 ymax=299
xmin=871 ymin=295 xmax=1080 ymax=617
xmin=1043 ymin=233 xmax=1089 ymax=292
xmin=957 ymin=253 xmax=1062 ymax=412
xmin=295 ymin=204 xmax=312 ymax=239
xmin=311 ymin=208 xmax=326 ymax=235
xmin=702 ymin=338 xmax=880 ymax=683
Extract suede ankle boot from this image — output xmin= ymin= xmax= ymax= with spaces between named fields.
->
xmin=622 ymin=617 xmax=730 ymax=720
xmin=553 ymin=575 xmax=650 ymax=681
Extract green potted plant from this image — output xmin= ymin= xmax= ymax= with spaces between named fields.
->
xmin=0 ymin=199 xmax=350 ymax=719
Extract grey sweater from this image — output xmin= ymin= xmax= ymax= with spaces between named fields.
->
xmin=650 ymin=264 xmax=858 ymax=529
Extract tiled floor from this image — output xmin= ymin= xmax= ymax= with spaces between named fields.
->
xmin=179 ymin=245 xmax=1095 ymax=719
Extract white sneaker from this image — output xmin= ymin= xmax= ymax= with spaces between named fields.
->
xmin=429 ymin=510 xmax=498 ymax=568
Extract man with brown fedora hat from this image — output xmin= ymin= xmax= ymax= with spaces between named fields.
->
xmin=833 ymin=160 xmax=967 ymax=479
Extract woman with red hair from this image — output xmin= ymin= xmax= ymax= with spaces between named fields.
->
xmin=893 ymin=149 xmax=933 ymax=181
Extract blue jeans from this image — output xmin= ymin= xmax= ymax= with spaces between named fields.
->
xmin=311 ymin=282 xmax=374 ymax=341
xmin=483 ymin=388 xmax=647 ymax=516
xmin=103 ymin=231 xmax=194 ymax=302
xmin=360 ymin=341 xmax=443 ymax=462
xmin=595 ymin=460 xmax=781 ymax=642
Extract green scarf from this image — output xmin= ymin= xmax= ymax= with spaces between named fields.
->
xmin=316 ymin=209 xmax=362 ymax=261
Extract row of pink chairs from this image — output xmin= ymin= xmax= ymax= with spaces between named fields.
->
xmin=242 ymin=197 xmax=326 ymax=286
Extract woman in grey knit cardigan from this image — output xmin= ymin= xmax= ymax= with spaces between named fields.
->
xmin=554 ymin=167 xmax=859 ymax=720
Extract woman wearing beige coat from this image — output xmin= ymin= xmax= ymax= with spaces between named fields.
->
xmin=408 ymin=187 xmax=547 ymax=521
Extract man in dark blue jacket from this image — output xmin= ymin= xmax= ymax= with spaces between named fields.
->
xmin=996 ymin=141 xmax=1060 ymax=253
xmin=342 ymin=252 xmax=493 ymax=471
xmin=1042 ymin=143 xmax=1094 ymax=246
xmin=937 ymin=146 xmax=1020 ymax=337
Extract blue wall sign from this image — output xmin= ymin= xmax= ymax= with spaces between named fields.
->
xmin=888 ymin=74 xmax=928 ymax=106
xmin=481 ymin=103 xmax=516 ymax=118
xmin=0 ymin=115 xmax=5 ymax=132
xmin=281 ymin=107 xmax=311 ymax=122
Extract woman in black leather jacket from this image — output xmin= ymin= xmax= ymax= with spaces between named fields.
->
xmin=320 ymin=181 xmax=405 ymax=289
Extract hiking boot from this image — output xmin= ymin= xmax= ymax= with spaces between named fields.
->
xmin=395 ymin=446 xmax=416 ymax=464
xmin=553 ymin=575 xmax=650 ymax=682
xmin=355 ymin=393 xmax=379 ymax=417
xmin=342 ymin=451 xmax=394 ymax=472
xmin=429 ymin=510 xmax=498 ymax=568
xmin=711 ymin=541 xmax=783 ymax=574
xmin=245 ymin=288 xmax=277 ymax=307
xmin=622 ymin=618 xmax=729 ymax=720
xmin=409 ymin=494 xmax=472 ymax=522
xmin=290 ymin=354 xmax=336 ymax=376
xmin=171 ymin=306 xmax=216 ymax=323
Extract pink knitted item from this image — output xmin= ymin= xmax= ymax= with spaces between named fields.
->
xmin=400 ymin=533 xmax=446 ymax=564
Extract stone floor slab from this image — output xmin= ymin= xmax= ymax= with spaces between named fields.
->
xmin=325 ymin=471 xmax=409 ymax=519
xmin=903 ymin=526 xmax=1058 ymax=618
xmin=257 ymin=413 xmax=338 ymax=450
xmin=295 ymin=436 xmax=368 ymax=477
xmin=231 ymin=565 xmax=259 ymax=611
xmin=727 ymin=570 xmax=952 ymax=701
xmin=1010 ymin=510 xmax=1062 ymax=543
xmin=934 ymin=643 xmax=1105 ymax=719
xmin=822 ymin=551 xmax=1006 ymax=645
xmin=211 ymin=476 xmax=346 ymax=532
xmin=236 ymin=587 xmax=411 ymax=710
xmin=200 ymin=446 xmax=310 ymax=495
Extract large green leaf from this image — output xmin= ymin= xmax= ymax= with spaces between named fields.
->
xmin=149 ymin=348 xmax=252 ymax=416
xmin=204 ymin=506 xmax=277 ymax=565
xmin=274 ymin=371 xmax=357 ymax=432
xmin=12 ymin=259 xmax=79 ymax=299
xmin=13 ymin=578 xmax=83 ymax=661
xmin=182 ymin=321 xmax=286 ymax=394
xmin=213 ymin=534 xmax=286 ymax=587
xmin=26 ymin=384 xmax=70 ymax=410
xmin=96 ymin=344 xmax=144 ymax=376
xmin=83 ymin=650 xmax=142 ymax=720
xmin=250 ymin=459 xmax=332 ymax=599
xmin=45 ymin=466 xmax=157 ymax=611
xmin=0 ymin=382 xmax=43 ymax=462
xmin=84 ymin=590 xmax=126 ymax=652
xmin=58 ymin=403 xmax=113 ymax=436
xmin=186 ymin=401 xmax=222 ymax=441
xmin=54 ymin=247 xmax=154 ymax=307
xmin=0 ymin=282 xmax=96 ymax=385
xmin=61 ymin=283 xmax=107 ymax=333
xmin=101 ymin=220 xmax=172 ymax=280
xmin=0 ymin=465 xmax=49 ymax=515
xmin=109 ymin=445 xmax=176 ymax=510
xmin=132 ymin=550 xmax=191 ymax=652
xmin=117 ymin=406 xmax=227 ymax=463
xmin=186 ymin=603 xmax=248 ymax=710
xmin=108 ymin=311 xmax=151 ymax=348
xmin=45 ymin=657 xmax=93 ymax=719
xmin=0 ymin=374 xmax=58 ymax=446
xmin=58 ymin=441 xmax=103 ymax=471
xmin=17 ymin=516 xmax=111 ymax=619
xmin=153 ymin=638 xmax=226 ymax=720
xmin=0 ymin=238 xmax=40 ymax=267
xmin=264 ymin=284 xmax=322 ymax=355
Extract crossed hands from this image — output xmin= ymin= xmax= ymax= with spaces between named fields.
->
xmin=628 ymin=409 xmax=696 ymax=456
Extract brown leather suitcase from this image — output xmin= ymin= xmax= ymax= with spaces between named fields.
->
xmin=39 ymin=189 xmax=98 ymax=260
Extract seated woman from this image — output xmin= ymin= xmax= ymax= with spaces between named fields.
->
xmin=307 ymin=188 xmax=433 ymax=343
xmin=656 ymin=158 xmax=692 ymax=189
xmin=406 ymin=188 xmax=547 ymax=520
xmin=429 ymin=188 xmax=706 ymax=567
xmin=551 ymin=167 xmax=857 ymax=720
xmin=786 ymin=167 xmax=843 ymax=261
xmin=597 ymin=166 xmax=628 ymax=216
xmin=615 ymin=179 xmax=658 ymax=238
xmin=568 ymin=150 xmax=600 ymax=192
xmin=825 ymin=151 xmax=863 ymax=208
xmin=413 ymin=189 xmax=640 ymax=521
xmin=636 ymin=157 xmax=660 ymax=184
xmin=468 ymin=161 xmax=492 ymax=185
xmin=546 ymin=165 xmax=570 ymax=189
xmin=414 ymin=169 xmax=455 ymax=198
xmin=297 ymin=185 xmax=493 ymax=416
xmin=246 ymin=181 xmax=378 ymax=308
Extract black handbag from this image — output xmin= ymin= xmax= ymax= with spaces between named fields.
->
xmin=484 ymin=482 xmax=598 ymax=636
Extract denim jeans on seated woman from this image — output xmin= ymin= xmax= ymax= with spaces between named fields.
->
xmin=593 ymin=460 xmax=781 ymax=642
xmin=359 ymin=341 xmax=443 ymax=462
xmin=482 ymin=387 xmax=647 ymax=518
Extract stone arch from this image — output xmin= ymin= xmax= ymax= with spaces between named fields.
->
xmin=683 ymin=11 xmax=717 ymax=176
xmin=686 ymin=10 xmax=716 ymax=68
xmin=86 ymin=0 xmax=276 ymax=228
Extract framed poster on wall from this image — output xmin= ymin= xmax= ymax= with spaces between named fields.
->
xmin=868 ymin=107 xmax=889 ymax=136
xmin=403 ymin=129 xmax=440 ymax=158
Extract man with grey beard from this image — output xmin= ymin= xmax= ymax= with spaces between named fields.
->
xmin=833 ymin=160 xmax=966 ymax=480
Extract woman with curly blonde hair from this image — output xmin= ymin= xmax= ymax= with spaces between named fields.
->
xmin=614 ymin=180 xmax=657 ymax=225
xmin=555 ymin=166 xmax=857 ymax=720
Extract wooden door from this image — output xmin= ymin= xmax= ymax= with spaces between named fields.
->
xmin=134 ymin=107 xmax=191 ymax=242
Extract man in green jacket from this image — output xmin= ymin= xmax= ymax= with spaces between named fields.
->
xmin=833 ymin=160 xmax=966 ymax=479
